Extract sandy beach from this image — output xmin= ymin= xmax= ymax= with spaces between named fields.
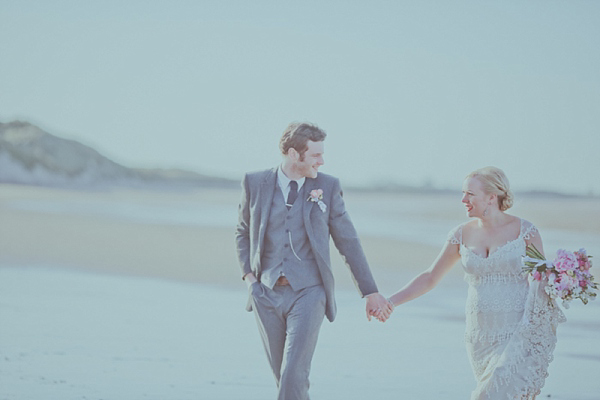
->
xmin=1 ymin=183 xmax=599 ymax=399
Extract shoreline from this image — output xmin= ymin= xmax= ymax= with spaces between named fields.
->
xmin=2 ymin=183 xmax=599 ymax=294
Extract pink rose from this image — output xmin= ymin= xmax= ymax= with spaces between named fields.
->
xmin=553 ymin=249 xmax=578 ymax=273
xmin=309 ymin=189 xmax=324 ymax=201
xmin=556 ymin=273 xmax=578 ymax=291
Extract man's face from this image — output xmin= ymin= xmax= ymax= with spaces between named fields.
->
xmin=295 ymin=140 xmax=324 ymax=179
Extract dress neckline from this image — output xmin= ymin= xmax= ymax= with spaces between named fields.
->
xmin=461 ymin=218 xmax=523 ymax=260
xmin=461 ymin=236 xmax=523 ymax=260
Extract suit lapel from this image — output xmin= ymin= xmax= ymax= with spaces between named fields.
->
xmin=302 ymin=177 xmax=330 ymax=278
xmin=303 ymin=178 xmax=316 ymax=235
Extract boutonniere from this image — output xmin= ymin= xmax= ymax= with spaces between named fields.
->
xmin=307 ymin=189 xmax=327 ymax=213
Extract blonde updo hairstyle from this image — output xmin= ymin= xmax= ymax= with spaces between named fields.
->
xmin=466 ymin=166 xmax=514 ymax=211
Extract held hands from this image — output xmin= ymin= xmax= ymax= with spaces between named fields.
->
xmin=365 ymin=293 xmax=395 ymax=322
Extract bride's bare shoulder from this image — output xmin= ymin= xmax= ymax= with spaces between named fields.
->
xmin=462 ymin=219 xmax=479 ymax=233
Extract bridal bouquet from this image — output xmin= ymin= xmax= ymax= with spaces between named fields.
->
xmin=523 ymin=245 xmax=597 ymax=308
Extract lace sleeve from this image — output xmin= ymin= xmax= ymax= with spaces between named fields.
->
xmin=447 ymin=224 xmax=463 ymax=245
xmin=521 ymin=219 xmax=538 ymax=241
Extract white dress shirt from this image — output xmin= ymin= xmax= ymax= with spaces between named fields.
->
xmin=277 ymin=166 xmax=305 ymax=202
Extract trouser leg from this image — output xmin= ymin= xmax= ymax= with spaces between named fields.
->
xmin=278 ymin=285 xmax=326 ymax=400
xmin=250 ymin=282 xmax=286 ymax=384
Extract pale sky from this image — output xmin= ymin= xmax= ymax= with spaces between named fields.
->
xmin=1 ymin=1 xmax=599 ymax=195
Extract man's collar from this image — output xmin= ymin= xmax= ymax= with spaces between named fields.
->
xmin=277 ymin=166 xmax=305 ymax=190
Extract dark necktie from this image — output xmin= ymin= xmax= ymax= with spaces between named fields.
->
xmin=286 ymin=181 xmax=298 ymax=210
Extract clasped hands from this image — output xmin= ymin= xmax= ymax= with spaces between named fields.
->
xmin=246 ymin=274 xmax=395 ymax=322
xmin=366 ymin=292 xmax=395 ymax=322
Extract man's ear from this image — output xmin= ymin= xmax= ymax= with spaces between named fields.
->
xmin=288 ymin=147 xmax=299 ymax=161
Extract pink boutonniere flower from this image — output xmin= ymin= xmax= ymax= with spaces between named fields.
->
xmin=307 ymin=189 xmax=327 ymax=213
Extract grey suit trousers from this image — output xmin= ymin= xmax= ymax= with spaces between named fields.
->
xmin=249 ymin=282 xmax=326 ymax=400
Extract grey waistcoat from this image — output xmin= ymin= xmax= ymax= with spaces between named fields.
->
xmin=260 ymin=186 xmax=323 ymax=290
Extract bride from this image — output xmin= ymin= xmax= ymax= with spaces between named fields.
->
xmin=385 ymin=166 xmax=565 ymax=399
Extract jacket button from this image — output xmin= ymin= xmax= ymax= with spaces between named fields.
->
xmin=283 ymin=257 xmax=288 ymax=262
xmin=284 ymin=244 xmax=289 ymax=247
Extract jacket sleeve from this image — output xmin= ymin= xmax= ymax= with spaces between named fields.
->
xmin=328 ymin=178 xmax=378 ymax=297
xmin=235 ymin=173 xmax=252 ymax=279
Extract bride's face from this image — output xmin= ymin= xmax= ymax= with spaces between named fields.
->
xmin=462 ymin=177 xmax=490 ymax=218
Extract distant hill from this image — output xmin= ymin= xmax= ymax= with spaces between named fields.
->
xmin=0 ymin=121 xmax=237 ymax=189
xmin=1 ymin=120 xmax=593 ymax=198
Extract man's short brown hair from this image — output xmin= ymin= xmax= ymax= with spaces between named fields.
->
xmin=279 ymin=122 xmax=326 ymax=160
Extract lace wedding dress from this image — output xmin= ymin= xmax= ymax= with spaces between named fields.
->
xmin=448 ymin=218 xmax=566 ymax=400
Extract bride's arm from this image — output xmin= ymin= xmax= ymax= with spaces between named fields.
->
xmin=388 ymin=241 xmax=461 ymax=307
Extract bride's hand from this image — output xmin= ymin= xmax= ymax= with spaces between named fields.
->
xmin=368 ymin=297 xmax=395 ymax=322
xmin=366 ymin=293 xmax=394 ymax=322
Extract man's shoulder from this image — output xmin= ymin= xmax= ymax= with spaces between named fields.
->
xmin=313 ymin=172 xmax=340 ymax=186
xmin=244 ymin=167 xmax=277 ymax=183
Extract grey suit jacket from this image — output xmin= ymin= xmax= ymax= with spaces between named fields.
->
xmin=235 ymin=167 xmax=378 ymax=322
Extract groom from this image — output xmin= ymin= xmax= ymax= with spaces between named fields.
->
xmin=235 ymin=122 xmax=393 ymax=400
